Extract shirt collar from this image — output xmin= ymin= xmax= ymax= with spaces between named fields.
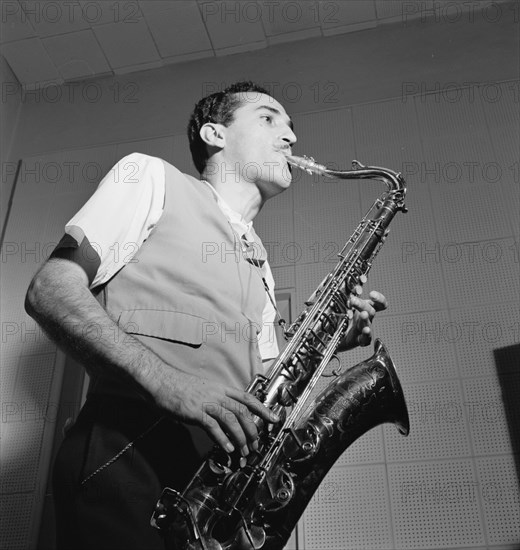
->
xmin=200 ymin=180 xmax=254 ymax=242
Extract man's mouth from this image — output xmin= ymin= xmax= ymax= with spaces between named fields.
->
xmin=274 ymin=149 xmax=293 ymax=175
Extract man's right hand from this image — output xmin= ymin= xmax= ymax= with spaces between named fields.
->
xmin=151 ymin=368 xmax=279 ymax=456
xmin=26 ymin=258 xmax=278 ymax=456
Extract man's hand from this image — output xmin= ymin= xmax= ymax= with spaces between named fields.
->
xmin=26 ymin=258 xmax=278 ymax=458
xmin=152 ymin=368 xmax=279 ymax=457
xmin=339 ymin=290 xmax=388 ymax=351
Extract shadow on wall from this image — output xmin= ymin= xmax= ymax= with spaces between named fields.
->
xmin=494 ymin=343 xmax=520 ymax=500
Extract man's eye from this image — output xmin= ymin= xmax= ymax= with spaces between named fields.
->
xmin=262 ymin=115 xmax=272 ymax=122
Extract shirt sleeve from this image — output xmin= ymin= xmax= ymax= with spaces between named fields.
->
xmin=65 ymin=152 xmax=165 ymax=289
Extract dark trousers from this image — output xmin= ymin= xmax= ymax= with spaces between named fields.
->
xmin=53 ymin=397 xmax=201 ymax=550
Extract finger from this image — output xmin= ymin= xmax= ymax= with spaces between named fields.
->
xmin=232 ymin=405 xmax=259 ymax=452
xmin=201 ymin=414 xmax=236 ymax=454
xmin=232 ymin=390 xmax=280 ymax=424
xmin=209 ymin=401 xmax=250 ymax=455
xmin=368 ymin=290 xmax=388 ymax=311
xmin=220 ymin=397 xmax=259 ymax=452
xmin=357 ymin=325 xmax=372 ymax=346
xmin=350 ymin=296 xmax=376 ymax=318
xmin=353 ymin=309 xmax=370 ymax=332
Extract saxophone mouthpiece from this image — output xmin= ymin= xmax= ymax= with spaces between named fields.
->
xmin=286 ymin=155 xmax=329 ymax=176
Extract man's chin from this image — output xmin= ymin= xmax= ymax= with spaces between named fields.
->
xmin=269 ymin=175 xmax=292 ymax=197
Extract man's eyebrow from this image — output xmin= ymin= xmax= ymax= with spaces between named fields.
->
xmin=255 ymin=105 xmax=294 ymax=130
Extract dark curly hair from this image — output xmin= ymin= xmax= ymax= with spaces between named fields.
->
xmin=187 ymin=81 xmax=272 ymax=174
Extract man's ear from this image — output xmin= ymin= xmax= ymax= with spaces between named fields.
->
xmin=199 ymin=123 xmax=225 ymax=148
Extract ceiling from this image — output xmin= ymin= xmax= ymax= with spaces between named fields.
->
xmin=0 ymin=0 xmax=490 ymax=88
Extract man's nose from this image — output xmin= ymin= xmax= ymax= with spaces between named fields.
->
xmin=282 ymin=127 xmax=297 ymax=147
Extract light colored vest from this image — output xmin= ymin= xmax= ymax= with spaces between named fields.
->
xmin=90 ymin=160 xmax=267 ymax=400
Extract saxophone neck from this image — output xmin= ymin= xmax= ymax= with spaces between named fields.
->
xmin=286 ymin=154 xmax=407 ymax=211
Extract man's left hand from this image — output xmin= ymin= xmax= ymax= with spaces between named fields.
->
xmin=339 ymin=290 xmax=388 ymax=351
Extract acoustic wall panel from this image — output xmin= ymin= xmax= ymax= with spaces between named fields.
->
xmin=116 ymin=136 xmax=175 ymax=166
xmin=476 ymin=455 xmax=520 ymax=545
xmin=335 ymin=426 xmax=386 ymax=466
xmin=270 ymin=265 xmax=296 ymax=291
xmin=41 ymin=193 xmax=100 ymax=250
xmin=428 ymin=178 xmax=513 ymax=244
xmin=451 ymin=303 xmax=520 ymax=379
xmin=1 ymin=419 xmax=46 ymax=493
xmin=385 ymin=380 xmax=472 ymax=462
xmin=462 ymin=375 xmax=517 ymax=456
xmin=364 ymin=245 xmax=448 ymax=315
xmin=480 ymin=81 xmax=519 ymax=130
xmin=292 ymin=108 xmax=354 ymax=166
xmin=11 ymin=154 xmax=59 ymax=199
xmin=352 ymin=98 xmax=422 ymax=151
xmin=375 ymin=310 xmax=460 ymax=383
xmin=0 ymin=494 xmax=35 ymax=550
xmin=294 ymin=203 xmax=361 ymax=265
xmin=254 ymin=188 xmax=296 ymax=269
xmin=2 ymin=194 xmax=53 ymax=253
xmin=481 ymin=81 xmax=520 ymax=237
xmin=388 ymin=460 xmax=485 ymax=548
xmin=416 ymin=90 xmax=489 ymax=141
xmin=440 ymin=236 xmax=519 ymax=309
xmin=290 ymin=108 xmax=363 ymax=282
xmin=172 ymin=134 xmax=194 ymax=174
xmin=302 ymin=464 xmax=394 ymax=549
xmin=1 ymin=353 xmax=56 ymax=489
xmin=33 ymin=146 xmax=117 ymax=199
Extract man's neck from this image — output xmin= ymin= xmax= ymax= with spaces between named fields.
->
xmin=202 ymin=172 xmax=264 ymax=223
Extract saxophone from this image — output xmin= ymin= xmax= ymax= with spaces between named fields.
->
xmin=151 ymin=155 xmax=410 ymax=550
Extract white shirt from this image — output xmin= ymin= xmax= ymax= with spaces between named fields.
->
xmin=65 ymin=152 xmax=279 ymax=362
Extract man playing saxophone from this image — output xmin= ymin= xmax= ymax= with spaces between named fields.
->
xmin=25 ymin=81 xmax=387 ymax=550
